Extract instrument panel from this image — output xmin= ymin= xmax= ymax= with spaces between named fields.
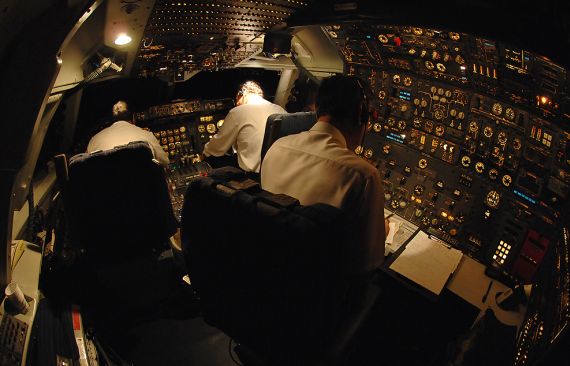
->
xmin=325 ymin=23 xmax=570 ymax=283
xmin=136 ymin=98 xmax=233 ymax=220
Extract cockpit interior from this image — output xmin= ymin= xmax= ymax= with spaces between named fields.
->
xmin=0 ymin=1 xmax=569 ymax=365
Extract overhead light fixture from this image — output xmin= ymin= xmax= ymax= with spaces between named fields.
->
xmin=114 ymin=33 xmax=132 ymax=46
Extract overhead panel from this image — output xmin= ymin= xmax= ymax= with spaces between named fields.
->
xmin=135 ymin=0 xmax=312 ymax=81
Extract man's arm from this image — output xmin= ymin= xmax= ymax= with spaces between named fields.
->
xmin=144 ymin=131 xmax=170 ymax=165
xmin=203 ymin=108 xmax=240 ymax=157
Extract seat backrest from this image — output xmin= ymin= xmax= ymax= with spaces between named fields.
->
xmin=65 ymin=141 xmax=177 ymax=259
xmin=181 ymin=166 xmax=350 ymax=365
xmin=260 ymin=111 xmax=317 ymax=163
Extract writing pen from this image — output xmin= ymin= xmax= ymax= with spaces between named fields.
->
xmin=482 ymin=280 xmax=493 ymax=303
xmin=385 ymin=213 xmax=394 ymax=220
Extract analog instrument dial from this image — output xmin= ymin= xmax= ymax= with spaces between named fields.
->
xmin=392 ymin=74 xmax=401 ymax=84
xmin=436 ymin=63 xmax=446 ymax=72
xmin=475 ymin=161 xmax=485 ymax=174
xmin=425 ymin=60 xmax=435 ymax=70
xmin=461 ymin=155 xmax=471 ymax=167
xmin=469 ymin=121 xmax=479 ymax=133
xmin=502 ymin=174 xmax=512 ymax=187
xmin=206 ymin=124 xmax=217 ymax=134
xmin=378 ymin=90 xmax=386 ymax=100
xmin=498 ymin=132 xmax=507 ymax=145
xmin=403 ymin=76 xmax=413 ymax=86
xmin=488 ymin=168 xmax=499 ymax=180
xmin=485 ymin=190 xmax=501 ymax=209
xmin=435 ymin=125 xmax=445 ymax=136
xmin=449 ymin=32 xmax=460 ymax=41
xmin=378 ymin=34 xmax=389 ymax=43
xmin=418 ymin=158 xmax=428 ymax=169
xmin=483 ymin=126 xmax=494 ymax=138
xmin=364 ymin=149 xmax=373 ymax=159
xmin=373 ymin=123 xmax=382 ymax=132
xmin=414 ymin=185 xmax=425 ymax=196
xmin=505 ymin=107 xmax=515 ymax=121
xmin=492 ymin=102 xmax=503 ymax=116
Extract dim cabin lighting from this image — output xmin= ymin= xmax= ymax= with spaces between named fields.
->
xmin=114 ymin=33 xmax=132 ymax=46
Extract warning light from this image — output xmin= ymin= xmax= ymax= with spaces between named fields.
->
xmin=393 ymin=37 xmax=402 ymax=46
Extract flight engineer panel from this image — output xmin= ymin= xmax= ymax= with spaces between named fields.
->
xmin=324 ymin=23 xmax=570 ymax=284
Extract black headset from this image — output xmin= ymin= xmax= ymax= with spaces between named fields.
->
xmin=355 ymin=78 xmax=370 ymax=126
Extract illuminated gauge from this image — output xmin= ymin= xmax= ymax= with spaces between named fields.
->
xmin=420 ymin=99 xmax=428 ymax=108
xmin=432 ymin=51 xmax=441 ymax=60
xmin=161 ymin=138 xmax=167 ymax=145
xmin=167 ymin=129 xmax=173 ymax=136
xmin=364 ymin=149 xmax=374 ymax=159
xmin=502 ymin=174 xmax=512 ymax=187
xmin=382 ymin=144 xmax=391 ymax=154
xmin=455 ymin=55 xmax=465 ymax=65
xmin=435 ymin=125 xmax=445 ymax=136
xmin=457 ymin=111 xmax=465 ymax=120
xmin=450 ymin=109 xmax=457 ymax=117
xmin=378 ymin=34 xmax=389 ymax=43
xmin=485 ymin=190 xmax=501 ymax=209
xmin=328 ymin=31 xmax=338 ymax=38
xmin=398 ymin=120 xmax=407 ymax=130
xmin=206 ymin=123 xmax=216 ymax=134
xmin=408 ymin=48 xmax=417 ymax=55
xmin=430 ymin=86 xmax=437 ymax=94
xmin=160 ymin=131 xmax=167 ymax=137
xmin=387 ymin=117 xmax=396 ymax=127
xmin=154 ymin=132 xmax=160 ymax=138
xmin=168 ymin=143 xmax=175 ymax=150
xmin=413 ymin=98 xmax=421 ymax=106
xmin=400 ymin=104 xmax=408 ymax=112
xmin=168 ymin=136 xmax=174 ymax=143
xmin=488 ymin=168 xmax=499 ymax=180
xmin=392 ymin=74 xmax=401 ymax=84
xmin=449 ymin=32 xmax=461 ymax=41
xmin=175 ymin=135 xmax=180 ymax=142
xmin=437 ymin=88 xmax=444 ymax=95
xmin=433 ymin=109 xmax=444 ymax=120
xmin=469 ymin=121 xmax=479 ymax=133
xmin=418 ymin=158 xmax=428 ymax=169
xmin=413 ymin=117 xmax=422 ymax=128
xmin=492 ymin=102 xmax=503 ymax=116
xmin=461 ymin=155 xmax=471 ymax=167
xmin=424 ymin=120 xmax=433 ymax=132
xmin=373 ymin=123 xmax=382 ymax=132
xmin=355 ymin=145 xmax=363 ymax=155
xmin=198 ymin=125 xmax=206 ymax=133
xmin=414 ymin=185 xmax=425 ymax=196
xmin=436 ymin=63 xmax=446 ymax=72
xmin=475 ymin=161 xmax=485 ymax=174
xmin=483 ymin=126 xmax=494 ymax=138
xmin=425 ymin=60 xmax=435 ymax=70
xmin=179 ymin=126 xmax=186 ymax=133
xmin=445 ymin=90 xmax=452 ymax=98
xmin=174 ymin=129 xmax=180 ymax=134
xmin=505 ymin=107 xmax=515 ymax=121
xmin=512 ymin=137 xmax=522 ymax=150
xmin=492 ymin=147 xmax=501 ymax=158
xmin=498 ymin=132 xmax=507 ymax=145
xmin=403 ymin=76 xmax=413 ymax=86
xmin=412 ymin=27 xmax=423 ymax=35
xmin=378 ymin=90 xmax=386 ymax=100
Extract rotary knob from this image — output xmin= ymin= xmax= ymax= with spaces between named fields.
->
xmin=390 ymin=199 xmax=400 ymax=209
xmin=399 ymin=200 xmax=407 ymax=209
xmin=415 ymin=209 xmax=423 ymax=218
xmin=414 ymin=184 xmax=425 ymax=196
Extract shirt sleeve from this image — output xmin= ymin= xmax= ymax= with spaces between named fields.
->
xmin=145 ymin=131 xmax=170 ymax=166
xmin=203 ymin=108 xmax=240 ymax=157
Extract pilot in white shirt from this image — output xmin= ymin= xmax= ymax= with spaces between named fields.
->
xmin=87 ymin=101 xmax=169 ymax=166
xmin=262 ymin=75 xmax=387 ymax=275
xmin=202 ymin=81 xmax=286 ymax=173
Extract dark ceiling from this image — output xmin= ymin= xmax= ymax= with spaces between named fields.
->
xmin=135 ymin=0 xmax=313 ymax=80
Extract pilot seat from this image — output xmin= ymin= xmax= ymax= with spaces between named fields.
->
xmin=181 ymin=166 xmax=380 ymax=366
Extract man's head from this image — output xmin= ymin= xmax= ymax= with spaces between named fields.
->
xmin=112 ymin=100 xmax=133 ymax=123
xmin=236 ymin=80 xmax=264 ymax=106
xmin=316 ymin=75 xmax=370 ymax=149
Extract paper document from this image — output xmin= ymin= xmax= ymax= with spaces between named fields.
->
xmin=389 ymin=231 xmax=463 ymax=295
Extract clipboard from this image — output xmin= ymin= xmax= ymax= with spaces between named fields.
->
xmin=387 ymin=230 xmax=463 ymax=296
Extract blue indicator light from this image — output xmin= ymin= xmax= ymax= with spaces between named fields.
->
xmin=513 ymin=189 xmax=536 ymax=204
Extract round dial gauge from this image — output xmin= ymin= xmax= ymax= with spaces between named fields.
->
xmin=425 ymin=60 xmax=435 ymax=70
xmin=486 ymin=190 xmax=501 ymax=209
xmin=179 ymin=126 xmax=186 ymax=133
xmin=461 ymin=155 xmax=471 ymax=167
xmin=424 ymin=120 xmax=434 ymax=132
xmin=328 ymin=31 xmax=338 ymax=39
xmin=469 ymin=121 xmax=479 ymax=133
xmin=392 ymin=74 xmax=401 ymax=84
xmin=403 ymin=76 xmax=413 ymax=86
xmin=483 ymin=126 xmax=494 ymax=138
xmin=498 ymin=132 xmax=507 ymax=145
xmin=492 ymin=102 xmax=503 ymax=116
xmin=436 ymin=63 xmax=446 ymax=72
xmin=475 ymin=161 xmax=485 ymax=174
xmin=378 ymin=34 xmax=389 ymax=43
xmin=449 ymin=32 xmax=460 ymax=41
xmin=373 ymin=123 xmax=382 ymax=132
xmin=505 ymin=107 xmax=515 ymax=121
xmin=206 ymin=124 xmax=216 ymax=134
xmin=198 ymin=125 xmax=206 ymax=133
xmin=414 ymin=185 xmax=425 ymax=196
xmin=364 ymin=149 xmax=373 ymax=159
xmin=488 ymin=168 xmax=499 ymax=180
xmin=512 ymin=137 xmax=522 ymax=150
xmin=413 ymin=117 xmax=422 ymax=128
xmin=435 ymin=125 xmax=445 ymax=136
xmin=378 ymin=90 xmax=386 ymax=100
xmin=418 ymin=159 xmax=428 ymax=169
xmin=387 ymin=117 xmax=396 ymax=127
xmin=398 ymin=120 xmax=407 ymax=130
xmin=433 ymin=110 xmax=444 ymax=120
xmin=502 ymin=175 xmax=512 ymax=187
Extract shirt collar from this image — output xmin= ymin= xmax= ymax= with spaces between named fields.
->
xmin=310 ymin=121 xmax=348 ymax=148
xmin=246 ymin=94 xmax=268 ymax=105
